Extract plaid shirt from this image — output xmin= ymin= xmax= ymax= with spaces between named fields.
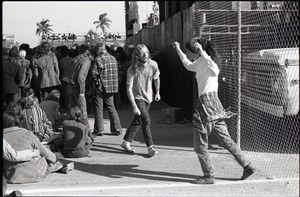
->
xmin=95 ymin=54 xmax=119 ymax=93
xmin=194 ymin=92 xmax=236 ymax=125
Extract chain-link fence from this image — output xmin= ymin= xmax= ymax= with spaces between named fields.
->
xmin=193 ymin=0 xmax=299 ymax=191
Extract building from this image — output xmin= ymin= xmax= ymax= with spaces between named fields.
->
xmin=3 ymin=34 xmax=15 ymax=48
xmin=125 ymin=1 xmax=141 ymax=37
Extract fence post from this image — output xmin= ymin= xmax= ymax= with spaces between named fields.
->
xmin=237 ymin=1 xmax=242 ymax=148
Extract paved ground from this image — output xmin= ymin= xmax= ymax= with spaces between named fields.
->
xmin=6 ymin=101 xmax=299 ymax=196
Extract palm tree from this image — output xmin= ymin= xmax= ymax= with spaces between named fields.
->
xmin=93 ymin=13 xmax=112 ymax=35
xmin=36 ymin=19 xmax=53 ymax=43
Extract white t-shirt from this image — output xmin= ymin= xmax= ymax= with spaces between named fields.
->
xmin=179 ymin=52 xmax=219 ymax=97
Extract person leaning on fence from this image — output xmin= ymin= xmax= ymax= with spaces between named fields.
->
xmin=120 ymin=44 xmax=161 ymax=157
xmin=172 ymin=37 xmax=255 ymax=184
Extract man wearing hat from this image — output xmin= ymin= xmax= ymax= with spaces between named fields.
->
xmin=3 ymin=46 xmax=22 ymax=107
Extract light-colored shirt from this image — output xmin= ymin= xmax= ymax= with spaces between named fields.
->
xmin=3 ymin=139 xmax=37 ymax=162
xmin=127 ymin=59 xmax=160 ymax=103
xmin=179 ymin=53 xmax=219 ymax=97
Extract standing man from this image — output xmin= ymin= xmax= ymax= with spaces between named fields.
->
xmin=62 ymin=48 xmax=97 ymax=123
xmin=120 ymin=44 xmax=161 ymax=157
xmin=91 ymin=42 xmax=122 ymax=137
xmin=173 ymin=38 xmax=255 ymax=184
xmin=58 ymin=46 xmax=74 ymax=108
xmin=3 ymin=46 xmax=22 ymax=107
xmin=17 ymin=49 xmax=32 ymax=90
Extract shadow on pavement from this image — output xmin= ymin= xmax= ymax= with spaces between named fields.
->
xmin=66 ymin=161 xmax=199 ymax=183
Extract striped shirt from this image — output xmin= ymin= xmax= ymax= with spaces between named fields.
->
xmin=21 ymin=105 xmax=53 ymax=141
xmin=127 ymin=59 xmax=160 ymax=103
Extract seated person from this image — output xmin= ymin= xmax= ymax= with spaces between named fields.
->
xmin=3 ymin=111 xmax=64 ymax=184
xmin=3 ymin=139 xmax=39 ymax=197
xmin=21 ymin=87 xmax=39 ymax=106
xmin=40 ymin=89 xmax=64 ymax=130
xmin=18 ymin=95 xmax=53 ymax=142
xmin=61 ymin=104 xmax=94 ymax=158
xmin=3 ymin=138 xmax=40 ymax=162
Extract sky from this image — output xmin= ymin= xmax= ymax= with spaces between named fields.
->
xmin=2 ymin=1 xmax=154 ymax=47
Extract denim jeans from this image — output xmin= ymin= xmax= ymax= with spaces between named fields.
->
xmin=193 ymin=108 xmax=249 ymax=177
xmin=93 ymin=89 xmax=122 ymax=134
xmin=123 ymin=99 xmax=154 ymax=147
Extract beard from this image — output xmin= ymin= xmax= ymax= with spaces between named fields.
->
xmin=138 ymin=56 xmax=149 ymax=63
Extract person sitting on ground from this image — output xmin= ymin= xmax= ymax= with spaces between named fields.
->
xmin=60 ymin=104 xmax=94 ymax=158
xmin=21 ymin=87 xmax=39 ymax=106
xmin=40 ymin=89 xmax=64 ymax=130
xmin=3 ymin=139 xmax=40 ymax=197
xmin=2 ymin=111 xmax=66 ymax=184
xmin=18 ymin=93 xmax=53 ymax=142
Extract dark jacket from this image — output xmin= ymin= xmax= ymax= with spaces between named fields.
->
xmin=3 ymin=59 xmax=22 ymax=94
xmin=62 ymin=54 xmax=91 ymax=94
xmin=62 ymin=120 xmax=93 ymax=158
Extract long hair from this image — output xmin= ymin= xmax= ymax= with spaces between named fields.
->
xmin=5 ymin=101 xmax=23 ymax=117
xmin=186 ymin=37 xmax=221 ymax=66
xmin=131 ymin=44 xmax=151 ymax=73
xmin=34 ymin=46 xmax=47 ymax=59
xmin=68 ymin=104 xmax=88 ymax=125
xmin=45 ymin=89 xmax=60 ymax=102
xmin=18 ymin=96 xmax=35 ymax=109
xmin=3 ymin=111 xmax=21 ymax=128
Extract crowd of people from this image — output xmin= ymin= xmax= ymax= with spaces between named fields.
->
xmin=2 ymin=37 xmax=255 ymax=196
xmin=2 ymin=40 xmax=161 ymax=194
